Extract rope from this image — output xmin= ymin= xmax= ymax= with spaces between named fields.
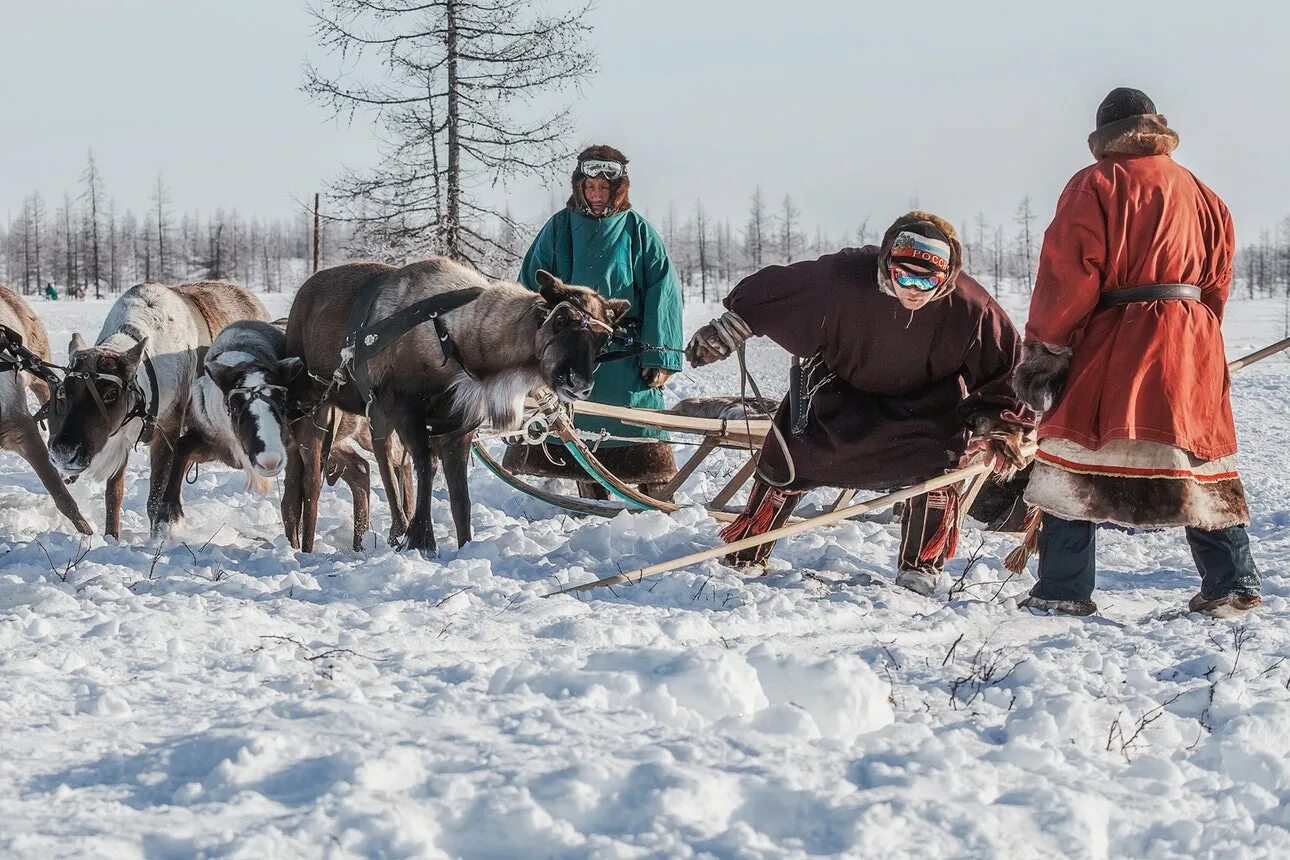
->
xmin=735 ymin=342 xmax=796 ymax=488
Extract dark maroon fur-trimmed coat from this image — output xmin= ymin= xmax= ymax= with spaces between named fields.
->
xmin=725 ymin=246 xmax=1029 ymax=492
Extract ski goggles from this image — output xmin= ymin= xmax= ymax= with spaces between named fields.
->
xmin=579 ymin=159 xmax=625 ymax=180
xmin=889 ymin=261 xmax=946 ymax=292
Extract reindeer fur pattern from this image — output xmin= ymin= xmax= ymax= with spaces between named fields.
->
xmin=287 ymin=257 xmax=627 ymax=554
xmin=0 ymin=284 xmax=92 ymax=533
xmin=189 ymin=322 xmax=289 ymax=493
xmin=49 ymin=281 xmax=267 ymax=538
xmin=57 ymin=282 xmax=267 ymax=481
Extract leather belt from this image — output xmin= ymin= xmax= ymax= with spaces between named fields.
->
xmin=1098 ymin=284 xmax=1201 ymax=309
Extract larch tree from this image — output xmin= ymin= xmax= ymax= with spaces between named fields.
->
xmin=81 ymin=151 xmax=105 ymax=297
xmin=746 ymin=186 xmax=767 ymax=269
xmin=303 ymin=0 xmax=595 ymax=267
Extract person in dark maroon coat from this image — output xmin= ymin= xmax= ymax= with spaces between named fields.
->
xmin=687 ymin=211 xmax=1033 ymax=594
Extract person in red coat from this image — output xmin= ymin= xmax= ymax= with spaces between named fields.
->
xmin=687 ymin=212 xmax=1032 ymax=595
xmin=1015 ymin=87 xmax=1261 ymax=618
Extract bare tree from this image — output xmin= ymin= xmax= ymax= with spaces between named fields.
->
xmin=856 ymin=215 xmax=872 ymax=247
xmin=694 ymin=200 xmax=708 ymax=302
xmin=780 ymin=195 xmax=801 ymax=263
xmin=81 ymin=151 xmax=106 ymax=298
xmin=1014 ymin=194 xmax=1036 ymax=294
xmin=992 ymin=225 xmax=1005 ymax=295
xmin=58 ymin=193 xmax=77 ymax=293
xmin=304 ymin=0 xmax=595 ymax=265
xmin=973 ymin=212 xmax=993 ymax=294
xmin=746 ymin=186 xmax=767 ymax=269
xmin=153 ymin=174 xmax=172 ymax=281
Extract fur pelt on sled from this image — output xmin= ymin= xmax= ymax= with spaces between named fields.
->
xmin=502 ymin=439 xmax=677 ymax=484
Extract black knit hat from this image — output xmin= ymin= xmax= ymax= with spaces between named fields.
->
xmin=1096 ymin=87 xmax=1156 ymax=128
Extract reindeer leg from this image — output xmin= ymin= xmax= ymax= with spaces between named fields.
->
xmin=294 ymin=412 xmax=328 ymax=553
xmin=439 ymin=431 xmax=474 ymax=549
xmin=388 ymin=400 xmax=437 ymax=554
xmin=145 ymin=432 xmax=179 ymax=535
xmin=151 ymin=429 xmax=209 ymax=538
xmin=105 ymin=461 xmax=127 ymax=540
xmin=373 ymin=432 xmax=409 ymax=544
xmin=398 ymin=441 xmax=414 ymax=530
xmin=282 ymin=438 xmax=304 ymax=549
xmin=329 ymin=446 xmax=370 ymax=552
xmin=10 ymin=414 xmax=92 ymax=535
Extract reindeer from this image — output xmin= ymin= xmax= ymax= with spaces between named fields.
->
xmin=47 ymin=282 xmax=268 ymax=539
xmin=151 ymin=320 xmax=413 ymax=550
xmin=0 ymin=284 xmax=92 ymax=534
xmin=284 ymin=258 xmax=629 ymax=553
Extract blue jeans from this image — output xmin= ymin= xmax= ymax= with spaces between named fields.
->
xmin=1034 ymin=514 xmax=1261 ymax=601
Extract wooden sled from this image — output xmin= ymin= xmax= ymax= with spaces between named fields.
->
xmin=477 ymin=393 xmax=964 ymax=526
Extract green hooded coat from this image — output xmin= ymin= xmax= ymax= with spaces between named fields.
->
xmin=520 ymin=207 xmax=683 ymax=444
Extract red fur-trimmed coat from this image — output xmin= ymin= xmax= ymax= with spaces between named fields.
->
xmin=1027 ymin=122 xmax=1236 ymax=461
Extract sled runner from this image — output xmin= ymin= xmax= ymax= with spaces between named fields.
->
xmin=475 ymin=390 xmax=799 ymax=523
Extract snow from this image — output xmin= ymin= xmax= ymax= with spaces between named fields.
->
xmin=2 ymin=292 xmax=1289 ymax=858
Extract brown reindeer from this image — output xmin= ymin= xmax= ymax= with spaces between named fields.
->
xmin=47 ymin=281 xmax=267 ymax=539
xmin=0 ymin=284 xmax=92 ymax=534
xmin=284 ymin=258 xmax=628 ymax=553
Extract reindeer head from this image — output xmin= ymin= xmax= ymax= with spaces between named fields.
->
xmin=48 ymin=333 xmax=148 ymax=476
xmin=204 ymin=355 xmax=304 ymax=478
xmin=532 ymin=270 xmax=629 ymax=402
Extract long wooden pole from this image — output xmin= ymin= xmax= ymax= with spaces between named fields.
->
xmin=546 ymin=335 xmax=1290 ymax=598
xmin=1228 ymin=335 xmax=1290 ymax=373
xmin=545 ymin=462 xmax=991 ymax=597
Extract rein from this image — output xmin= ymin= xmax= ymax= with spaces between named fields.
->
xmin=0 ymin=323 xmax=65 ymax=391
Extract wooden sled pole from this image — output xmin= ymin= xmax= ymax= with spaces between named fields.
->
xmin=1228 ymin=335 xmax=1290 ymax=373
xmin=546 ymin=461 xmax=991 ymax=597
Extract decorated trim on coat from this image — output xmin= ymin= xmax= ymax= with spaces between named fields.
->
xmin=1035 ymin=450 xmax=1240 ymax=483
xmin=1036 ymin=437 xmax=1240 ymax=482
xmin=1024 ymin=460 xmax=1249 ymax=531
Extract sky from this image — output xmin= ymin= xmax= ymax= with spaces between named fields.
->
xmin=3 ymin=0 xmax=1288 ymax=246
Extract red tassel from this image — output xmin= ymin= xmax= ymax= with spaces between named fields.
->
xmin=720 ymin=487 xmax=790 ymax=544
xmin=1004 ymin=506 xmax=1043 ymax=573
xmin=918 ymin=489 xmax=961 ymax=563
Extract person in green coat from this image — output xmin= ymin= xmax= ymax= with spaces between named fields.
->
xmin=502 ymin=144 xmax=685 ymax=499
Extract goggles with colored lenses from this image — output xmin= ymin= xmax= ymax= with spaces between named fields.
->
xmin=889 ymin=261 xmax=945 ymax=292
xmin=579 ymin=159 xmax=625 ymax=180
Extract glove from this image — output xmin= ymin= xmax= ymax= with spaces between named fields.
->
xmin=1013 ymin=341 xmax=1072 ymax=413
xmin=685 ymin=311 xmax=752 ymax=368
xmin=641 ymin=368 xmax=674 ymax=388
xmin=958 ymin=412 xmax=1033 ymax=479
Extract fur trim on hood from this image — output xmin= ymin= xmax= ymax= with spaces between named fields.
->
xmin=874 ymin=210 xmax=963 ymax=303
xmin=1088 ymin=114 xmax=1179 ymax=160
xmin=568 ymin=144 xmax=632 ymax=217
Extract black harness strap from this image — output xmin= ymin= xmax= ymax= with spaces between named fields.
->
xmin=1 ymin=324 xmax=65 ymax=391
xmin=342 ymin=273 xmax=484 ymax=440
xmin=116 ymin=324 xmax=161 ymax=446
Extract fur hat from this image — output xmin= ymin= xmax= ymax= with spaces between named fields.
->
xmin=568 ymin=145 xmax=632 ymax=217
xmin=1096 ymin=87 xmax=1156 ymax=127
xmin=875 ymin=211 xmax=963 ymax=302
xmin=1088 ymin=88 xmax=1179 ymax=160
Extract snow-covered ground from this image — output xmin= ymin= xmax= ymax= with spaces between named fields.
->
xmin=1 ymin=292 xmax=1288 ymax=859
